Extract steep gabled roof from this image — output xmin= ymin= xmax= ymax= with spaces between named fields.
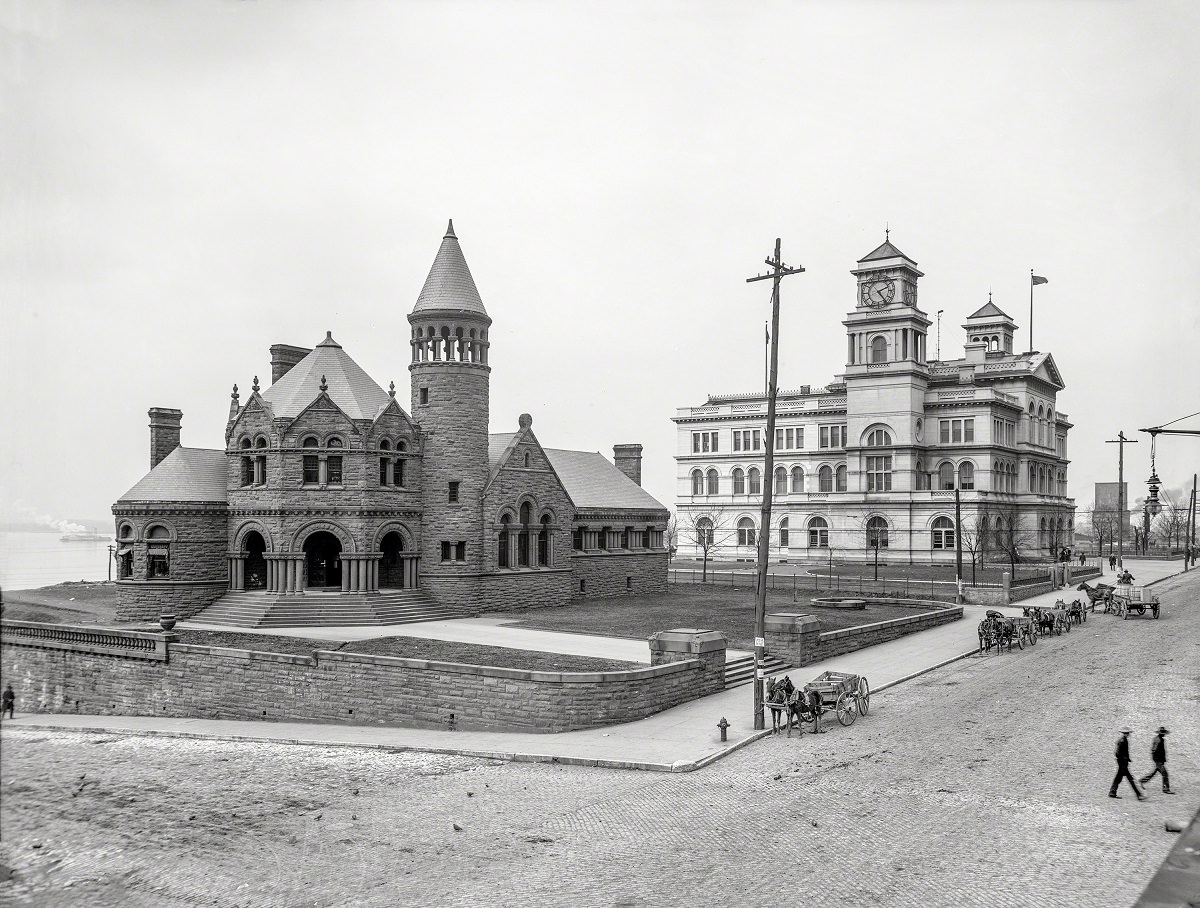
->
xmin=117 ymin=448 xmax=227 ymax=503
xmin=261 ymin=332 xmax=390 ymax=420
xmin=858 ymin=239 xmax=915 ymax=264
xmin=411 ymin=220 xmax=487 ymax=317
xmin=543 ymin=448 xmax=667 ymax=512
xmin=967 ymin=301 xmax=1013 ymax=320
xmin=1030 ymin=351 xmax=1066 ymax=389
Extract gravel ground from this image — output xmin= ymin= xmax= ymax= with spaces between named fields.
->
xmin=1 ymin=570 xmax=1196 ymax=908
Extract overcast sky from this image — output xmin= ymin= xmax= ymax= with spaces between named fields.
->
xmin=2 ymin=0 xmax=1197 ymax=528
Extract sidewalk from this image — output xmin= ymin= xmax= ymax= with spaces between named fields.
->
xmin=5 ymin=559 xmax=1184 ymax=772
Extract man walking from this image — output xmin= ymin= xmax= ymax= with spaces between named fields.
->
xmin=1 ymin=683 xmax=13 ymax=719
xmin=1109 ymin=729 xmax=1146 ymax=799
xmin=1139 ymin=727 xmax=1175 ymax=794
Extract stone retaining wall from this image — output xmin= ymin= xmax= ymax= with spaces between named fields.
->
xmin=0 ymin=621 xmax=725 ymax=733
xmin=765 ymin=601 xmax=963 ymax=667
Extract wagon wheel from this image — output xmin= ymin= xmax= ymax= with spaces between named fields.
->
xmin=1028 ymin=626 xmax=1037 ymax=645
xmin=835 ymin=692 xmax=857 ymax=726
xmin=1016 ymin=631 xmax=1024 ymax=650
xmin=1153 ymin=605 xmax=1160 ymax=619
xmin=857 ymin=677 xmax=870 ymax=716
xmin=1064 ymin=618 xmax=1070 ymax=633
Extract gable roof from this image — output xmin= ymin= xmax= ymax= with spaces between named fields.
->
xmin=858 ymin=239 xmax=915 ymax=264
xmin=1030 ymin=351 xmax=1065 ymax=389
xmin=543 ymin=448 xmax=666 ymax=512
xmin=117 ymin=447 xmax=228 ymax=503
xmin=261 ymin=332 xmax=391 ymax=420
xmin=966 ymin=301 xmax=1013 ymax=320
xmin=411 ymin=220 xmax=488 ymax=317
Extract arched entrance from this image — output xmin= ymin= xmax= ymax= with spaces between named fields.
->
xmin=379 ymin=531 xmax=406 ymax=589
xmin=243 ymin=531 xmax=267 ymax=590
xmin=304 ymin=531 xmax=342 ymax=589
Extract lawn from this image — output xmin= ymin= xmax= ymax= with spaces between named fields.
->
xmin=501 ymin=587 xmax=938 ymax=650
xmin=2 ymin=581 xmax=120 ymax=624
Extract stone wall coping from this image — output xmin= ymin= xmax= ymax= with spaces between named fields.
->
xmin=817 ymin=605 xmax=963 ymax=642
xmin=570 ymin=550 xmax=670 ymax=559
xmin=2 ymin=619 xmax=169 ymax=643
xmin=421 ymin=568 xmax=573 ymax=581
xmin=764 ymin=613 xmax=822 ymax=633
xmin=648 ymin=628 xmax=726 ymax=654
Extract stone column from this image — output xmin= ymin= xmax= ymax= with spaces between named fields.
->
xmin=319 ymin=457 xmax=328 ymax=485
xmin=647 ymin=629 xmax=727 ymax=697
xmin=764 ymin=613 xmax=822 ymax=667
xmin=341 ymin=560 xmax=351 ymax=592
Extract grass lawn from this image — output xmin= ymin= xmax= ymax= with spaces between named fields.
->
xmin=2 ymin=581 xmax=119 ymax=624
xmin=501 ymin=587 xmax=939 ymax=650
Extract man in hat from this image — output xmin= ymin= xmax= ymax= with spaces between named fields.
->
xmin=1139 ymin=728 xmax=1175 ymax=794
xmin=1 ymin=683 xmax=13 ymax=719
xmin=1109 ymin=729 xmax=1146 ymax=800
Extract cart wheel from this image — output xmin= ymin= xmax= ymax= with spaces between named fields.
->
xmin=1017 ymin=633 xmax=1024 ymax=650
xmin=858 ymin=677 xmax=870 ymax=716
xmin=1153 ymin=606 xmax=1160 ymax=619
xmin=1029 ymin=629 xmax=1037 ymax=645
xmin=836 ymin=692 xmax=857 ymax=726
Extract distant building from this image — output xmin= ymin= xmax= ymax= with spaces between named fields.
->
xmin=112 ymin=223 xmax=668 ymax=624
xmin=674 ymin=237 xmax=1076 ymax=564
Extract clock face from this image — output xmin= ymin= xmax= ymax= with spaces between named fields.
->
xmin=860 ymin=279 xmax=895 ymax=307
xmin=903 ymin=281 xmax=917 ymax=304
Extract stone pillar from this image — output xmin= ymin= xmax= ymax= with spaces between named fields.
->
xmin=763 ymin=613 xmax=822 ymax=667
xmin=647 ymin=628 xmax=727 ymax=697
xmin=341 ymin=561 xmax=351 ymax=592
xmin=319 ymin=457 xmax=328 ymax=485
xmin=369 ymin=559 xmax=379 ymax=592
xmin=233 ymin=558 xmax=245 ymax=591
xmin=284 ymin=559 xmax=295 ymax=594
xmin=1002 ymin=571 xmax=1011 ymax=605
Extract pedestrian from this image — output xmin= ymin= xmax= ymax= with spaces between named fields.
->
xmin=1109 ymin=729 xmax=1146 ymax=800
xmin=1109 ymin=555 xmax=1116 ymax=571
xmin=1139 ymin=727 xmax=1175 ymax=794
xmin=1079 ymin=551 xmax=1086 ymax=567
xmin=1 ymin=683 xmax=13 ymax=720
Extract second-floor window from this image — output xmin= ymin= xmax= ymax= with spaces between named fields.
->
xmin=939 ymin=418 xmax=975 ymax=444
xmin=733 ymin=430 xmax=761 ymax=452
xmin=775 ymin=428 xmax=803 ymax=450
xmin=820 ymin=425 xmax=847 ymax=449
xmin=691 ymin=431 xmax=718 ymax=453
xmin=866 ymin=455 xmax=893 ymax=491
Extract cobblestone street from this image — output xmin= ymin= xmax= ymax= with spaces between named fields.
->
xmin=2 ymin=569 xmax=1197 ymax=908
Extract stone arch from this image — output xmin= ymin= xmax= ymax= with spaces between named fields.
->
xmin=144 ymin=522 xmax=177 ymax=542
xmin=234 ymin=521 xmax=275 ymax=553
xmin=291 ymin=520 xmax=356 ymax=555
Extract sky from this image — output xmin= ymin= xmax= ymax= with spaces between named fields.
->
xmin=2 ymin=0 xmax=1198 ymax=530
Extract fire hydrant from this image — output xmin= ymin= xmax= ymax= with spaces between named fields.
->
xmin=717 ymin=717 xmax=729 ymax=742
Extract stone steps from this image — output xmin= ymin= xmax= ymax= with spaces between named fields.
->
xmin=723 ymin=653 xmax=791 ymax=689
xmin=189 ymin=590 xmax=463 ymax=628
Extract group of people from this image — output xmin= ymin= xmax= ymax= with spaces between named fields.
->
xmin=1110 ymin=727 xmax=1174 ymax=799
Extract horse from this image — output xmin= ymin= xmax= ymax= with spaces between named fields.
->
xmin=785 ymin=685 xmax=823 ymax=737
xmin=1076 ymin=581 xmax=1114 ymax=612
xmin=1064 ymin=598 xmax=1086 ymax=625
xmin=766 ymin=677 xmax=790 ymax=735
xmin=979 ymin=611 xmax=1015 ymax=653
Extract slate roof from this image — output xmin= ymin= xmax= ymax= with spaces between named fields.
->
xmin=543 ymin=448 xmax=667 ymax=512
xmin=117 ymin=447 xmax=228 ymax=503
xmin=411 ymin=220 xmax=488 ymax=317
xmin=858 ymin=239 xmax=914 ymax=263
xmin=261 ymin=332 xmax=391 ymax=420
xmin=967 ymin=301 xmax=1013 ymax=320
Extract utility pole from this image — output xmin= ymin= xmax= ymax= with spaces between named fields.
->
xmin=1105 ymin=432 xmax=1137 ymax=569
xmin=747 ymin=238 xmax=804 ymax=731
xmin=954 ymin=486 xmax=963 ymax=600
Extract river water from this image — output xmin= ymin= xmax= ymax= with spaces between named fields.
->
xmin=0 ymin=531 xmax=115 ymax=590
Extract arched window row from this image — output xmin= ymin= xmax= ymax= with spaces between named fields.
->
xmin=411 ymin=324 xmax=490 ymax=365
xmin=570 ymin=522 xmax=666 ymax=554
xmin=934 ymin=460 xmax=975 ymax=491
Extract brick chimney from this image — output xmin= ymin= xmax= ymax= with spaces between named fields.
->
xmin=613 ymin=444 xmax=643 ymax=486
xmin=270 ymin=344 xmax=312 ymax=384
xmin=149 ymin=408 xmax=183 ymax=469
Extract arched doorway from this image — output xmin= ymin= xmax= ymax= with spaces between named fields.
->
xmin=304 ymin=531 xmax=342 ymax=589
xmin=379 ymin=531 xmax=406 ymax=589
xmin=244 ymin=531 xmax=267 ymax=590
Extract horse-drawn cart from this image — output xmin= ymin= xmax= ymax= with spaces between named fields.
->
xmin=804 ymin=670 xmax=870 ymax=727
xmin=1110 ymin=584 xmax=1161 ymax=620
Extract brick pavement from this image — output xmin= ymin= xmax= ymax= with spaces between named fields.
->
xmin=1 ymin=565 xmax=1196 ymax=907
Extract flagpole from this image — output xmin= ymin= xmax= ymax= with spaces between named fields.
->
xmin=1029 ymin=269 xmax=1034 ymax=354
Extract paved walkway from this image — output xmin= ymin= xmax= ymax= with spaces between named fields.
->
xmin=9 ymin=559 xmax=1184 ymax=772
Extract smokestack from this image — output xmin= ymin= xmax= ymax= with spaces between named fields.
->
xmin=270 ymin=344 xmax=312 ymax=384
xmin=613 ymin=444 xmax=643 ymax=487
xmin=149 ymin=408 xmax=183 ymax=469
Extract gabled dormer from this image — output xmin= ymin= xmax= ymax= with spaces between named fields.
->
xmin=963 ymin=296 xmax=1017 ymax=355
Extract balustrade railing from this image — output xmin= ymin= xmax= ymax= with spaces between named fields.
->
xmin=1 ymin=620 xmax=171 ymax=661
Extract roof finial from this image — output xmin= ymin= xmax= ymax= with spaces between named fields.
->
xmin=445 ymin=219 xmax=456 ymax=239
xmin=319 ymin=375 xmax=328 ymax=392
xmin=885 ymin=222 xmax=890 ymax=242
xmin=231 ymin=383 xmax=239 ymax=400
xmin=389 ymin=380 xmax=396 ymax=398
xmin=988 ymin=289 xmax=993 ymax=303
xmin=252 ymin=375 xmax=260 ymax=393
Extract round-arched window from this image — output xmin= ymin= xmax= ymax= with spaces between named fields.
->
xmin=866 ymin=516 xmax=889 ymax=548
xmin=691 ymin=470 xmax=704 ymax=496
xmin=932 ymin=516 xmax=955 ymax=550
xmin=938 ymin=462 xmax=956 ymax=490
xmin=733 ymin=468 xmax=746 ymax=495
xmin=808 ymin=516 xmax=829 ymax=548
xmin=959 ymin=461 xmax=975 ymax=490
xmin=790 ymin=466 xmax=804 ymax=493
xmin=737 ymin=517 xmax=756 ymax=547
xmin=866 ymin=428 xmax=892 ymax=447
xmin=326 ymin=437 xmax=344 ymax=449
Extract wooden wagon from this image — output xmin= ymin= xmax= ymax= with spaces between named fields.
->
xmin=1109 ymin=584 xmax=1162 ymax=620
xmin=803 ymin=670 xmax=870 ymax=727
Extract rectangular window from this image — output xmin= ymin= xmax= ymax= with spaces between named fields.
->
xmin=419 ymin=387 xmax=429 ymax=404
xmin=455 ymin=541 xmax=466 ymax=561
xmin=752 ymin=430 xmax=761 ymax=450
xmin=964 ymin=419 xmax=974 ymax=442
xmin=448 ymin=481 xmax=460 ymax=503
xmin=302 ymin=455 xmax=320 ymax=485
xmin=776 ymin=429 xmax=784 ymax=450
xmin=572 ymin=528 xmax=583 ymax=550
xmin=380 ymin=458 xmax=390 ymax=485
xmin=733 ymin=431 xmax=742 ymax=452
xmin=866 ymin=455 xmax=893 ymax=491
xmin=147 ymin=546 xmax=170 ymax=579
xmin=441 ymin=541 xmax=451 ymax=562
xmin=820 ymin=425 xmax=846 ymax=449
xmin=940 ymin=420 xmax=950 ymax=444
xmin=952 ymin=421 xmax=962 ymax=443
xmin=241 ymin=457 xmax=253 ymax=487
xmin=326 ymin=456 xmax=343 ymax=484
xmin=809 ymin=528 xmax=828 ymax=548
xmin=693 ymin=434 xmax=701 ymax=453
xmin=690 ymin=431 xmax=717 ymax=453
xmin=394 ymin=460 xmax=405 ymax=486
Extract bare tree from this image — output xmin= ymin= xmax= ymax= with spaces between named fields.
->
xmin=982 ymin=505 xmax=1039 ymax=573
xmin=679 ymin=508 xmax=737 ymax=582
xmin=665 ymin=512 xmax=679 ymax=559
xmin=1085 ymin=503 xmax=1120 ymax=556
xmin=1154 ymin=492 xmax=1189 ymax=551
xmin=958 ymin=512 xmax=989 ymax=585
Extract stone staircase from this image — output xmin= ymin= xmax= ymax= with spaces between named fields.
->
xmin=188 ymin=589 xmax=462 ymax=629
xmin=723 ymin=653 xmax=791 ymax=689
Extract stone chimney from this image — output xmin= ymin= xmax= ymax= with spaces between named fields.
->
xmin=613 ymin=444 xmax=643 ymax=486
xmin=149 ymin=408 xmax=183 ymax=469
xmin=270 ymin=344 xmax=312 ymax=384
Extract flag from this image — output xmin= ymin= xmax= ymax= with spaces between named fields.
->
xmin=1031 ymin=275 xmax=1048 ymax=286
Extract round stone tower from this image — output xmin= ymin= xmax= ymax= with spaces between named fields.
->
xmin=409 ymin=220 xmax=492 ymax=583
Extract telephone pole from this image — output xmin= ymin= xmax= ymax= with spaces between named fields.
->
xmin=1105 ymin=432 xmax=1137 ymax=569
xmin=747 ymin=238 xmax=804 ymax=731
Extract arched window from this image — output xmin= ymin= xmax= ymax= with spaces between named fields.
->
xmin=518 ymin=502 xmax=533 ymax=567
xmin=836 ymin=464 xmax=848 ymax=492
xmin=959 ymin=461 xmax=975 ymax=490
xmin=146 ymin=525 xmax=171 ymax=578
xmin=696 ymin=517 xmax=714 ymax=547
xmin=538 ymin=514 xmax=551 ymax=566
xmin=747 ymin=467 xmax=761 ymax=495
xmin=733 ymin=468 xmax=746 ymax=495
xmin=938 ymin=462 xmax=956 ymax=490
xmin=498 ymin=514 xmax=511 ymax=568
xmin=867 ymin=516 xmax=889 ymax=548
xmin=1028 ymin=464 xmax=1036 ymax=492
xmin=916 ymin=459 xmax=930 ymax=490
xmin=396 ymin=440 xmax=407 ymax=452
xmin=240 ymin=438 xmax=252 ymax=450
xmin=255 ymin=437 xmax=267 ymax=449
xmin=380 ymin=439 xmax=391 ymax=452
xmin=866 ymin=428 xmax=892 ymax=447
xmin=326 ymin=437 xmax=343 ymax=448
xmin=932 ymin=516 xmax=955 ymax=550
xmin=737 ymin=517 xmax=756 ymax=547
xmin=706 ymin=468 xmax=719 ymax=495
xmin=691 ymin=470 xmax=704 ymax=496
xmin=791 ymin=466 xmax=804 ymax=493
xmin=778 ymin=517 xmax=789 ymax=548
xmin=1039 ymin=517 xmax=1047 ymax=550
xmin=819 ymin=465 xmax=833 ymax=492
xmin=1038 ymin=465 xmax=1046 ymax=494
xmin=870 ymin=336 xmax=888 ymax=363
xmin=524 ymin=452 xmax=531 ymax=467
xmin=774 ymin=466 xmax=787 ymax=497
xmin=808 ymin=516 xmax=829 ymax=548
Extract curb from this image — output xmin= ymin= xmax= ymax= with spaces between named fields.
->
xmin=874 ymin=648 xmax=980 ymax=693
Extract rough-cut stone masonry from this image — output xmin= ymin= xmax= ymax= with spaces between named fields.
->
xmin=571 ymin=550 xmax=669 ymax=599
xmin=765 ymin=601 xmax=963 ymax=667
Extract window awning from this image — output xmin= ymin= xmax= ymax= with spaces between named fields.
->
xmin=116 ymin=545 xmax=132 ymax=556
xmin=148 ymin=545 xmax=170 ymax=554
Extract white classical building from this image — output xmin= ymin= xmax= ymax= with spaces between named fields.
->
xmin=673 ymin=238 xmax=1076 ymax=564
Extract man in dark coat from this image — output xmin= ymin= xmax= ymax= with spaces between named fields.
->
xmin=1 ymin=683 xmax=13 ymax=719
xmin=1139 ymin=727 xmax=1174 ymax=793
xmin=1109 ymin=729 xmax=1146 ymax=799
